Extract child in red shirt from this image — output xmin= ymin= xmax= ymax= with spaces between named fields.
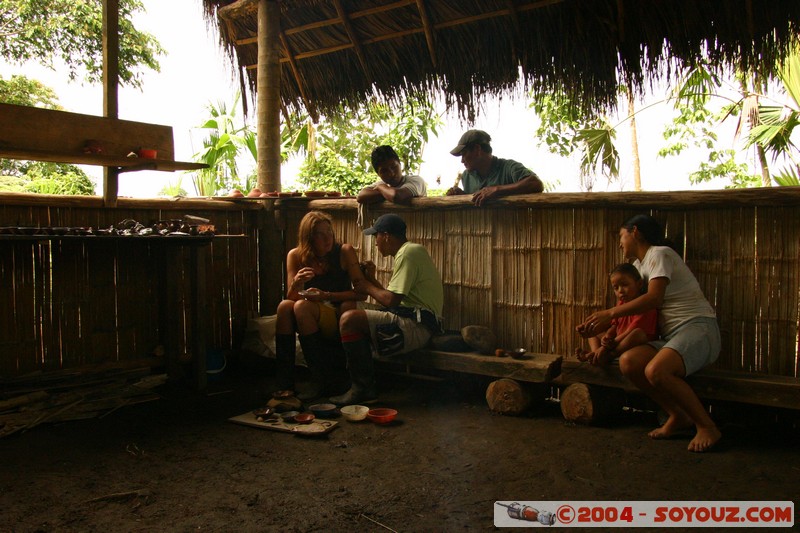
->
xmin=576 ymin=263 xmax=658 ymax=366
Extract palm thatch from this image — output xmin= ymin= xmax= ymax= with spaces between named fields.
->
xmin=202 ymin=0 xmax=800 ymax=121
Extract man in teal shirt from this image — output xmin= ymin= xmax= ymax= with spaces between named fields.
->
xmin=446 ymin=129 xmax=544 ymax=206
xmin=330 ymin=214 xmax=443 ymax=405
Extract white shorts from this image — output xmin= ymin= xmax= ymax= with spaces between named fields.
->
xmin=648 ymin=316 xmax=720 ymax=376
xmin=364 ymin=309 xmax=432 ymax=357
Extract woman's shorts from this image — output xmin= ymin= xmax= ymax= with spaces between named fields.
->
xmin=648 ymin=316 xmax=720 ymax=376
xmin=316 ymin=302 xmax=340 ymax=340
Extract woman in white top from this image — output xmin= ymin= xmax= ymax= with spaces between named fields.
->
xmin=579 ymin=214 xmax=721 ymax=452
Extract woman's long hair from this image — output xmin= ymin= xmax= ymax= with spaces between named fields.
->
xmin=296 ymin=211 xmax=337 ymax=266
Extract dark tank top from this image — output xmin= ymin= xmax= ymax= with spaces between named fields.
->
xmin=306 ymin=243 xmax=351 ymax=293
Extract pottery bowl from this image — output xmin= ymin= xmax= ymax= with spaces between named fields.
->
xmin=293 ymin=413 xmax=315 ymax=424
xmin=309 ymin=403 xmax=338 ymax=418
xmin=340 ymin=405 xmax=369 ymax=422
xmin=367 ymin=408 xmax=398 ymax=424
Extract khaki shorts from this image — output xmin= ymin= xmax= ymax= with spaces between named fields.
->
xmin=364 ymin=309 xmax=432 ymax=356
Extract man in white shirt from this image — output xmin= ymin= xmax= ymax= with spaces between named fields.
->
xmin=357 ymin=145 xmax=427 ymax=205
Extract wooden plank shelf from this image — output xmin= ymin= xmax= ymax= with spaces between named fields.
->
xmin=0 ymin=103 xmax=207 ymax=173
xmin=0 ymin=147 xmax=206 ymax=172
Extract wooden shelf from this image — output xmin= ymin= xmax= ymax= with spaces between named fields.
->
xmin=0 ymin=148 xmax=206 ymax=173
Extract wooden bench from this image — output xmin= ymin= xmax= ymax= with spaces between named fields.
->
xmin=554 ymin=359 xmax=800 ymax=411
xmin=0 ymin=103 xmax=205 ymax=173
xmin=379 ymin=349 xmax=563 ymax=384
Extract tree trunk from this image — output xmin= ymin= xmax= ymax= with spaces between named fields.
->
xmin=627 ymin=88 xmax=642 ymax=191
xmin=757 ymin=143 xmax=771 ymax=186
xmin=257 ymin=0 xmax=281 ymax=192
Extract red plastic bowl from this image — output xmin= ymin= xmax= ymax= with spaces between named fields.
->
xmin=367 ymin=408 xmax=397 ymax=424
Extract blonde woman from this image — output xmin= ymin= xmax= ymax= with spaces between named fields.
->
xmin=274 ymin=211 xmax=366 ymax=400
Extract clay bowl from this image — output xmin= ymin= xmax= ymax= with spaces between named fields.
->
xmin=309 ymin=403 xmax=338 ymax=418
xmin=367 ymin=408 xmax=398 ymax=424
xmin=252 ymin=407 xmax=275 ymax=421
xmin=280 ymin=410 xmax=299 ymax=421
xmin=272 ymin=390 xmax=295 ymax=400
xmin=293 ymin=413 xmax=315 ymax=424
xmin=340 ymin=405 xmax=369 ymax=422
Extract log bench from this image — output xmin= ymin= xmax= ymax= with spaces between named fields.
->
xmin=377 ymin=349 xmax=563 ymax=383
xmin=0 ymin=103 xmax=205 ymax=173
xmin=376 ymin=349 xmax=563 ymax=414
xmin=553 ymin=359 xmax=800 ymax=422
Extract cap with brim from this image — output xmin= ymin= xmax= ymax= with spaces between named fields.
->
xmin=450 ymin=129 xmax=492 ymax=155
xmin=363 ymin=213 xmax=407 ymax=237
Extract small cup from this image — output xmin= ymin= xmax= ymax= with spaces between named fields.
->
xmin=137 ymin=148 xmax=158 ymax=159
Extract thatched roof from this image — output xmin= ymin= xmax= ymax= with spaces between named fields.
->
xmin=203 ymin=0 xmax=800 ymax=121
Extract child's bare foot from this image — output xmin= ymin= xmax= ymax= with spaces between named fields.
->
xmin=648 ymin=413 xmax=693 ymax=439
xmin=688 ymin=426 xmax=722 ymax=453
xmin=574 ymin=348 xmax=589 ymax=362
xmin=591 ymin=349 xmax=615 ymax=366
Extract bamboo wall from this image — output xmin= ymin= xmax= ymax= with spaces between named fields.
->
xmin=0 ymin=195 xmax=261 ymax=378
xmin=2 ymin=188 xmax=799 ymax=385
xmin=277 ymin=188 xmax=800 ymax=380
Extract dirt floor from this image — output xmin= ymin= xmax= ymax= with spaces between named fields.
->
xmin=1 ymin=358 xmax=798 ymax=532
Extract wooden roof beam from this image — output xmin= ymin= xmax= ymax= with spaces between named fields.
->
xmin=237 ymin=0 xmax=566 ymax=67
xmin=233 ymin=0 xmax=416 ymax=45
xmin=280 ymin=31 xmax=319 ymax=121
xmin=332 ymin=0 xmax=370 ymax=77
xmin=415 ymin=0 xmax=437 ymax=68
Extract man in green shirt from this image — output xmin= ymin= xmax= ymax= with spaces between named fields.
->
xmin=446 ymin=129 xmax=544 ymax=206
xmin=330 ymin=214 xmax=443 ymax=405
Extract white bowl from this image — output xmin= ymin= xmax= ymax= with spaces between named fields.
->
xmin=340 ymin=404 xmax=369 ymax=421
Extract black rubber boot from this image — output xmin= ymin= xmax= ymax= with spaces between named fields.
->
xmin=297 ymin=331 xmax=330 ymax=401
xmin=274 ymin=333 xmax=296 ymax=392
xmin=330 ymin=336 xmax=377 ymax=405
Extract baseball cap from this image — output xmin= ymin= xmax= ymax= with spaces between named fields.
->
xmin=363 ymin=213 xmax=407 ymax=237
xmin=450 ymin=129 xmax=492 ymax=155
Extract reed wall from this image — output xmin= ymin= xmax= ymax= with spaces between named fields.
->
xmin=277 ymin=188 xmax=800 ymax=380
xmin=0 ymin=195 xmax=261 ymax=378
xmin=2 ymin=188 xmax=799 ymax=385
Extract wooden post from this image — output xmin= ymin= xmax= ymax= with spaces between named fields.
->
xmin=102 ymin=0 xmax=120 ymax=207
xmin=257 ymin=0 xmax=282 ymax=192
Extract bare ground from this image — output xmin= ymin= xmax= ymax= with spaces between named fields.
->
xmin=1 ymin=359 xmax=798 ymax=532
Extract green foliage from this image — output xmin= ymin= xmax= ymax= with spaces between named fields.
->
xmin=773 ymin=166 xmax=800 ymax=186
xmin=158 ymin=176 xmax=188 ymax=197
xmin=0 ymin=75 xmax=60 ymax=107
xmin=299 ymin=152 xmax=372 ymax=195
xmin=1 ymin=162 xmax=95 ymax=195
xmin=744 ymin=47 xmax=800 ymax=179
xmin=0 ymin=0 xmax=163 ymax=89
xmin=191 ymin=94 xmax=256 ymax=196
xmin=530 ymin=90 xmax=618 ymax=188
xmin=295 ymin=95 xmax=441 ymax=192
xmin=657 ymin=64 xmax=761 ymax=187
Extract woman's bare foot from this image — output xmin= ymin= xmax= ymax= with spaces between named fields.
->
xmin=648 ymin=413 xmax=693 ymax=439
xmin=688 ymin=426 xmax=722 ymax=452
